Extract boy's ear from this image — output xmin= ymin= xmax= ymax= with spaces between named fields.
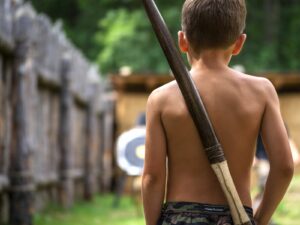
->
xmin=178 ymin=31 xmax=189 ymax=53
xmin=232 ymin=34 xmax=247 ymax=56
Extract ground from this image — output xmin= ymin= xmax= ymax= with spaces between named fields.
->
xmin=34 ymin=195 xmax=144 ymax=225
xmin=35 ymin=174 xmax=300 ymax=225
xmin=273 ymin=174 xmax=300 ymax=224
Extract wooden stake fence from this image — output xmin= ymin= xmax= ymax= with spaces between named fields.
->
xmin=0 ymin=1 xmax=115 ymax=224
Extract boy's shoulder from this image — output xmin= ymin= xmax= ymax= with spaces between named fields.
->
xmin=147 ymin=73 xmax=277 ymax=109
xmin=147 ymin=80 xmax=179 ymax=103
xmin=232 ymin=72 xmax=279 ymax=110
xmin=146 ymin=80 xmax=182 ymax=115
xmin=149 ymin=72 xmax=274 ymax=94
xmin=238 ymin=72 xmax=271 ymax=85
xmin=238 ymin=72 xmax=276 ymax=96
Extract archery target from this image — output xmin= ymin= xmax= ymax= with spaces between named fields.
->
xmin=124 ymin=137 xmax=145 ymax=168
xmin=116 ymin=127 xmax=146 ymax=176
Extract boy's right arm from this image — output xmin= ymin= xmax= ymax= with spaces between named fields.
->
xmin=254 ymin=80 xmax=294 ymax=225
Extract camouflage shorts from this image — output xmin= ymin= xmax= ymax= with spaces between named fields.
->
xmin=156 ymin=202 xmax=256 ymax=225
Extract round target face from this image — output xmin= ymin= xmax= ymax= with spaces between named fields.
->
xmin=136 ymin=145 xmax=145 ymax=159
xmin=124 ymin=137 xmax=145 ymax=168
xmin=116 ymin=127 xmax=146 ymax=176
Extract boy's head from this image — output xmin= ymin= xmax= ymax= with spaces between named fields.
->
xmin=180 ymin=0 xmax=247 ymax=56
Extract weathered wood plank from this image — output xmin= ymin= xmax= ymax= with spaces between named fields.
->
xmin=0 ymin=192 xmax=9 ymax=224
xmin=0 ymin=175 xmax=9 ymax=191
xmin=90 ymin=115 xmax=101 ymax=194
xmin=0 ymin=0 xmax=14 ymax=53
xmin=97 ymin=113 xmax=106 ymax=192
xmin=58 ymin=54 xmax=74 ymax=209
xmin=1 ymin=57 xmax=12 ymax=178
xmin=33 ymin=88 xmax=56 ymax=181
xmin=34 ymin=173 xmax=58 ymax=187
xmin=10 ymin=45 xmax=34 ymax=225
xmin=102 ymin=100 xmax=115 ymax=192
xmin=83 ymin=103 xmax=94 ymax=200
xmin=70 ymin=169 xmax=84 ymax=180
xmin=0 ymin=54 xmax=4 ymax=175
xmin=0 ymin=0 xmax=111 ymax=221
xmin=9 ymin=4 xmax=35 ymax=224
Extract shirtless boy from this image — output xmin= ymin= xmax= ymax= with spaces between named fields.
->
xmin=142 ymin=0 xmax=294 ymax=225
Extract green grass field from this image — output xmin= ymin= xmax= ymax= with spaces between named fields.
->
xmin=273 ymin=175 xmax=300 ymax=225
xmin=35 ymin=175 xmax=300 ymax=225
xmin=34 ymin=195 xmax=144 ymax=225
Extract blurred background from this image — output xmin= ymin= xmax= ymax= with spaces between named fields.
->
xmin=31 ymin=0 xmax=300 ymax=74
xmin=0 ymin=0 xmax=300 ymax=225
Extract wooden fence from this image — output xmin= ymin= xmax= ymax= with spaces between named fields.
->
xmin=0 ymin=1 xmax=115 ymax=224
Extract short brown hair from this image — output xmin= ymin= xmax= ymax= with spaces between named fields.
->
xmin=182 ymin=0 xmax=247 ymax=54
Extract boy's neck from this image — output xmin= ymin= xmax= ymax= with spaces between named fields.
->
xmin=189 ymin=49 xmax=232 ymax=73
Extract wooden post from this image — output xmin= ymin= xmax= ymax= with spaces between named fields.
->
xmin=0 ymin=55 xmax=4 ymax=174
xmin=0 ymin=0 xmax=14 ymax=54
xmin=9 ymin=4 xmax=35 ymax=225
xmin=98 ymin=112 xmax=105 ymax=192
xmin=58 ymin=54 xmax=74 ymax=208
xmin=83 ymin=102 xmax=93 ymax=200
xmin=9 ymin=35 xmax=34 ymax=225
xmin=102 ymin=97 xmax=115 ymax=192
xmin=84 ymin=82 xmax=103 ymax=199
xmin=95 ymin=85 xmax=106 ymax=193
xmin=0 ymin=53 xmax=12 ymax=225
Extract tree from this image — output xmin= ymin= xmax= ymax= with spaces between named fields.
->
xmin=30 ymin=0 xmax=300 ymax=75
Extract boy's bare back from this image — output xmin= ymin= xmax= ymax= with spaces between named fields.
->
xmin=151 ymin=68 xmax=272 ymax=207
xmin=144 ymin=63 xmax=293 ymax=224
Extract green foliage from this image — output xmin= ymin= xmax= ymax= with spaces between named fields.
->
xmin=30 ymin=0 xmax=300 ymax=75
xmin=94 ymin=7 xmax=182 ymax=73
xmin=95 ymin=9 xmax=152 ymax=73
xmin=279 ymin=5 xmax=300 ymax=71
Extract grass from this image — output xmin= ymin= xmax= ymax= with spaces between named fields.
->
xmin=273 ymin=174 xmax=300 ymax=225
xmin=34 ymin=195 xmax=144 ymax=225
xmin=35 ymin=175 xmax=300 ymax=225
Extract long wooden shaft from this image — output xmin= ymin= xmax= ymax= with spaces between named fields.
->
xmin=142 ymin=1 xmax=252 ymax=224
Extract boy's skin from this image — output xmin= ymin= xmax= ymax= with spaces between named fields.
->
xmin=142 ymin=30 xmax=294 ymax=225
